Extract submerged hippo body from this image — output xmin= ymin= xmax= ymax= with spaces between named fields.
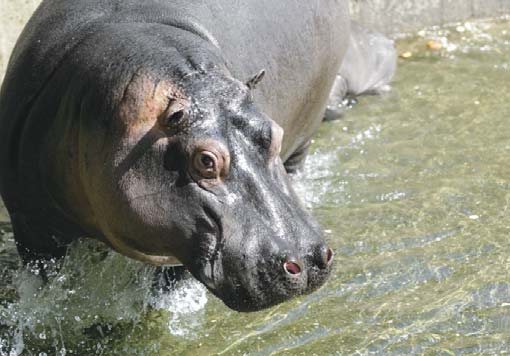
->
xmin=0 ymin=0 xmax=392 ymax=311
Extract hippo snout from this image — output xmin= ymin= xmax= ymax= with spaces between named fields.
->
xmin=200 ymin=235 xmax=334 ymax=312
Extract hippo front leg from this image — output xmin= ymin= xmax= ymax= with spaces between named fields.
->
xmin=325 ymin=21 xmax=397 ymax=121
xmin=284 ymin=141 xmax=312 ymax=174
xmin=9 ymin=213 xmax=70 ymax=282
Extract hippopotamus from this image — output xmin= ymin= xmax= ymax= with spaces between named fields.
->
xmin=0 ymin=0 xmax=395 ymax=311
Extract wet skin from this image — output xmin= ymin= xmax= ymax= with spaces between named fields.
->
xmin=0 ymin=0 xmax=348 ymax=311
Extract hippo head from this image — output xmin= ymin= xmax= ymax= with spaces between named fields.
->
xmin=80 ymin=69 xmax=333 ymax=311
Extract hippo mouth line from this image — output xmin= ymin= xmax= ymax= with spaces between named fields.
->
xmin=203 ymin=204 xmax=224 ymax=242
xmin=192 ymin=205 xmax=225 ymax=288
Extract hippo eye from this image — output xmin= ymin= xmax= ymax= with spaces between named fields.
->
xmin=193 ymin=151 xmax=219 ymax=179
xmin=201 ymin=154 xmax=215 ymax=169
xmin=189 ymin=141 xmax=230 ymax=187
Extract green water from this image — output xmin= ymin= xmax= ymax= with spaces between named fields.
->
xmin=1 ymin=17 xmax=510 ymax=355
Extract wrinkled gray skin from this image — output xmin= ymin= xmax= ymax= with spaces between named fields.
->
xmin=0 ymin=0 xmax=394 ymax=311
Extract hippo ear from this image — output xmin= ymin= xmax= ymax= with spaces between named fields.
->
xmin=246 ymin=69 xmax=266 ymax=90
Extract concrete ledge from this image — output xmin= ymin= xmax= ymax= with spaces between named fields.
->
xmin=0 ymin=0 xmax=40 ymax=81
xmin=350 ymin=0 xmax=510 ymax=33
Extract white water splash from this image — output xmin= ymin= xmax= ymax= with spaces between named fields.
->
xmin=6 ymin=262 xmax=146 ymax=352
xmin=151 ymin=279 xmax=208 ymax=337
xmin=0 ymin=238 xmax=209 ymax=354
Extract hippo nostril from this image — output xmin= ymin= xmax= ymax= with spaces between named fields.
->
xmin=284 ymin=260 xmax=302 ymax=276
xmin=316 ymin=245 xmax=334 ymax=270
xmin=326 ymin=247 xmax=334 ymax=265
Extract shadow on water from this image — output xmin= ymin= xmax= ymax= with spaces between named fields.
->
xmin=1 ymin=16 xmax=510 ymax=356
